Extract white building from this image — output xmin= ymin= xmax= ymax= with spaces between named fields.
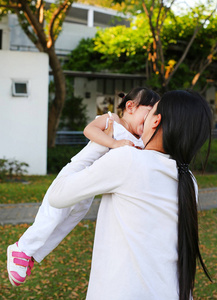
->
xmin=7 ymin=2 xmax=130 ymax=55
xmin=5 ymin=2 xmax=137 ymax=122
xmin=0 ymin=2 xmax=134 ymax=174
xmin=0 ymin=51 xmax=49 ymax=175
xmin=0 ymin=2 xmax=215 ymax=175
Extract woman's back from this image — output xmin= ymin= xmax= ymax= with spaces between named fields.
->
xmin=86 ymin=147 xmax=181 ymax=300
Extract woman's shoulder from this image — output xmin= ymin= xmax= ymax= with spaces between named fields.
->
xmin=109 ymin=145 xmax=143 ymax=165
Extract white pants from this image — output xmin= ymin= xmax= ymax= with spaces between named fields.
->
xmin=18 ymin=142 xmax=108 ymax=263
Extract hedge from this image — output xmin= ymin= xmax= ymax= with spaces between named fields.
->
xmin=47 ymin=139 xmax=217 ymax=174
xmin=47 ymin=145 xmax=84 ymax=173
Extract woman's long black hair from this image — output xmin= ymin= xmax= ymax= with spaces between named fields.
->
xmin=151 ymin=90 xmax=212 ymax=300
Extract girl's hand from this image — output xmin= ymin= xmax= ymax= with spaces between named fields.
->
xmin=104 ymin=117 xmax=114 ymax=138
xmin=111 ymin=139 xmax=135 ymax=148
xmin=104 ymin=117 xmax=134 ymax=148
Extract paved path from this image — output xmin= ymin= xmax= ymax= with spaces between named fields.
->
xmin=0 ymin=188 xmax=217 ymax=225
xmin=0 ymin=198 xmax=101 ymax=225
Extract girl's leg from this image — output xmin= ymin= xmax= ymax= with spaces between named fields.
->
xmin=27 ymin=142 xmax=107 ymax=261
xmin=7 ymin=194 xmax=93 ymax=286
xmin=17 ymin=148 xmax=96 ymax=260
xmin=33 ymin=197 xmax=93 ymax=263
xmin=7 ymin=142 xmax=107 ymax=286
xmin=18 ymin=187 xmax=75 ymax=259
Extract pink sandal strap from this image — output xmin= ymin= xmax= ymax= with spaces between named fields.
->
xmin=26 ymin=269 xmax=31 ymax=276
xmin=13 ymin=258 xmax=29 ymax=267
xmin=10 ymin=271 xmax=26 ymax=283
xmin=27 ymin=259 xmax=34 ymax=275
xmin=28 ymin=259 xmax=34 ymax=269
xmin=12 ymin=251 xmax=31 ymax=260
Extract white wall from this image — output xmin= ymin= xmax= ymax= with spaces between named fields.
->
xmin=206 ymin=86 xmax=216 ymax=103
xmin=0 ymin=16 xmax=10 ymax=50
xmin=9 ymin=14 xmax=97 ymax=53
xmin=56 ymin=23 xmax=97 ymax=54
xmin=0 ymin=51 xmax=49 ymax=175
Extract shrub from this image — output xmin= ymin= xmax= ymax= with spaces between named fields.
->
xmin=0 ymin=158 xmax=29 ymax=181
xmin=48 ymin=140 xmax=217 ymax=175
xmin=47 ymin=145 xmax=84 ymax=174
xmin=49 ymin=79 xmax=88 ymax=131
xmin=191 ymin=139 xmax=217 ymax=173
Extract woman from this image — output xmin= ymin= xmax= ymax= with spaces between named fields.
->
xmin=49 ymin=90 xmax=212 ymax=300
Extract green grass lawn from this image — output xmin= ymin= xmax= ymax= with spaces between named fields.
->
xmin=0 ymin=174 xmax=217 ymax=298
xmin=0 ymin=221 xmax=94 ymax=300
xmin=0 ymin=173 xmax=217 ymax=205
xmin=0 ymin=209 xmax=217 ymax=299
xmin=0 ymin=175 xmax=56 ymax=204
xmin=195 ymin=173 xmax=217 ymax=189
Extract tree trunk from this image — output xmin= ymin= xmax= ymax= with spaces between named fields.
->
xmin=47 ymin=46 xmax=66 ymax=147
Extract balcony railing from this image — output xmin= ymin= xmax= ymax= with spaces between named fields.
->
xmin=55 ymin=129 xmax=217 ymax=146
xmin=55 ymin=131 xmax=88 ymax=146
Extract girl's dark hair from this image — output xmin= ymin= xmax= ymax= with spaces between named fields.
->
xmin=118 ymin=87 xmax=160 ymax=112
xmin=152 ymin=90 xmax=212 ymax=300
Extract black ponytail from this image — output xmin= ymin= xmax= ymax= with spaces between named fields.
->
xmin=155 ymin=90 xmax=212 ymax=300
xmin=177 ymin=170 xmax=211 ymax=300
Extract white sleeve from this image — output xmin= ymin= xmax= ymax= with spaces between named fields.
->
xmin=48 ymin=147 xmax=131 ymax=208
xmin=190 ymin=172 xmax=199 ymax=203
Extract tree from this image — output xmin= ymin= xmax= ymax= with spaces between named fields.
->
xmin=144 ymin=1 xmax=216 ymax=90
xmin=0 ymin=0 xmax=75 ymax=147
xmin=68 ymin=0 xmax=216 ymax=93
xmin=114 ymin=0 xmax=217 ymax=91
xmin=66 ymin=8 xmax=217 ymax=93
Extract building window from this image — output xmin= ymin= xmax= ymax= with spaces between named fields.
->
xmin=12 ymin=80 xmax=29 ymax=97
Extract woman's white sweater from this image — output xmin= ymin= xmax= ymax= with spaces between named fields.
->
xmin=49 ymin=144 xmax=184 ymax=299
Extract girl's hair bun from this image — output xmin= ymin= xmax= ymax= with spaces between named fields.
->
xmin=118 ymin=92 xmax=125 ymax=99
xmin=118 ymin=87 xmax=160 ymax=113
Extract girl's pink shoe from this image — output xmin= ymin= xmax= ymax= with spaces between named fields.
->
xmin=7 ymin=242 xmax=34 ymax=287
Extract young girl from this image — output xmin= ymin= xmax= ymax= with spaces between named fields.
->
xmin=7 ymin=87 xmax=160 ymax=287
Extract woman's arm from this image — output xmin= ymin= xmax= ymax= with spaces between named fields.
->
xmin=83 ymin=113 xmax=134 ymax=148
xmin=48 ymin=147 xmax=132 ymax=208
